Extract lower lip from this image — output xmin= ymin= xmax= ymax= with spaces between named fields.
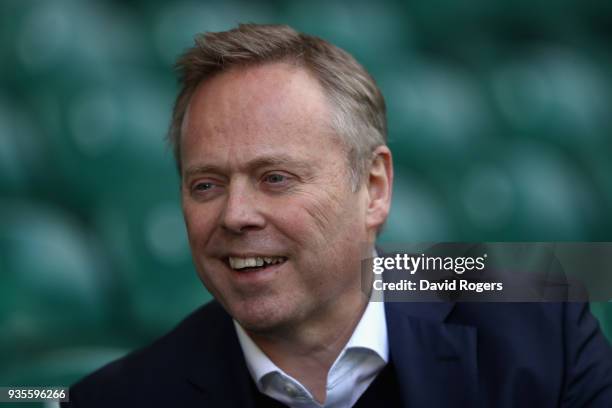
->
xmin=229 ymin=261 xmax=286 ymax=284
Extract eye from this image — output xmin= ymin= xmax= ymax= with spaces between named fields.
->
xmin=264 ymin=173 xmax=287 ymax=184
xmin=194 ymin=182 xmax=214 ymax=191
xmin=190 ymin=180 xmax=223 ymax=199
xmin=261 ymin=172 xmax=295 ymax=191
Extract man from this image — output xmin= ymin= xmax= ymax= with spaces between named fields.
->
xmin=65 ymin=24 xmax=612 ymax=407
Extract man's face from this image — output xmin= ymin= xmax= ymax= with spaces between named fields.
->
xmin=181 ymin=63 xmax=372 ymax=332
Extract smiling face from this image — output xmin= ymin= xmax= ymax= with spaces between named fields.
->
xmin=180 ymin=62 xmax=374 ymax=333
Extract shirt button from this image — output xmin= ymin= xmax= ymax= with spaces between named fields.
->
xmin=283 ymin=383 xmax=299 ymax=397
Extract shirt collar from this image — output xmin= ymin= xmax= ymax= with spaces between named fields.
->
xmin=233 ymin=295 xmax=389 ymax=385
xmin=344 ymin=295 xmax=388 ymax=363
xmin=233 ymin=319 xmax=280 ymax=383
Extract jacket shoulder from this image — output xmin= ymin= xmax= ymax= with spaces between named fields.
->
xmin=66 ymin=301 xmax=233 ymax=406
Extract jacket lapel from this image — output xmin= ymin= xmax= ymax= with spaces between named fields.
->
xmin=183 ymin=304 xmax=256 ymax=408
xmin=385 ymin=302 xmax=479 ymax=408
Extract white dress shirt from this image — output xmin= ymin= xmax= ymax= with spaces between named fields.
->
xmin=234 ymin=298 xmax=389 ymax=408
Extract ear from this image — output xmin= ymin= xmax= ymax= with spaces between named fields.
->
xmin=365 ymin=145 xmax=393 ymax=232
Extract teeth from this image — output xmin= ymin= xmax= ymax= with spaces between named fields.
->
xmin=229 ymin=256 xmax=286 ymax=270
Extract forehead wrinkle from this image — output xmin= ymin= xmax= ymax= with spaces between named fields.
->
xmin=206 ymin=64 xmax=332 ymax=136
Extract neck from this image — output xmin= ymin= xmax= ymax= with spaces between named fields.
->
xmin=246 ymin=290 xmax=369 ymax=404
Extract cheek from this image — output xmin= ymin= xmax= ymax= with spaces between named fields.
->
xmin=182 ymin=203 xmax=218 ymax=247
xmin=306 ymin=187 xmax=364 ymax=232
xmin=273 ymin=187 xmax=365 ymax=250
xmin=271 ymin=191 xmax=340 ymax=243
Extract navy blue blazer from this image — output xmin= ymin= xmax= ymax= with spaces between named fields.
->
xmin=64 ymin=300 xmax=612 ymax=407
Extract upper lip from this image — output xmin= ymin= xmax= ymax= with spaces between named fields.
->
xmin=222 ymin=252 xmax=286 ymax=258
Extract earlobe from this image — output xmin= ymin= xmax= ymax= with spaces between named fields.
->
xmin=366 ymin=146 xmax=393 ymax=230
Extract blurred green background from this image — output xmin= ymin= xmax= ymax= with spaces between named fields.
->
xmin=1 ymin=0 xmax=612 ymax=401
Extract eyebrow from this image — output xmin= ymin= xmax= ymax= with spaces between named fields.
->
xmin=183 ymin=155 xmax=313 ymax=178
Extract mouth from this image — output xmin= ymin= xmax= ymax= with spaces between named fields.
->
xmin=225 ymin=255 xmax=288 ymax=272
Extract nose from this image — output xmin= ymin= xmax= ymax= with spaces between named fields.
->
xmin=221 ymin=179 xmax=266 ymax=234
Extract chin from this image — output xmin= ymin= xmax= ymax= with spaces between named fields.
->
xmin=230 ymin=298 xmax=294 ymax=334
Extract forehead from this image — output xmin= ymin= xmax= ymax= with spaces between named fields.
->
xmin=180 ymin=62 xmax=345 ymax=170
